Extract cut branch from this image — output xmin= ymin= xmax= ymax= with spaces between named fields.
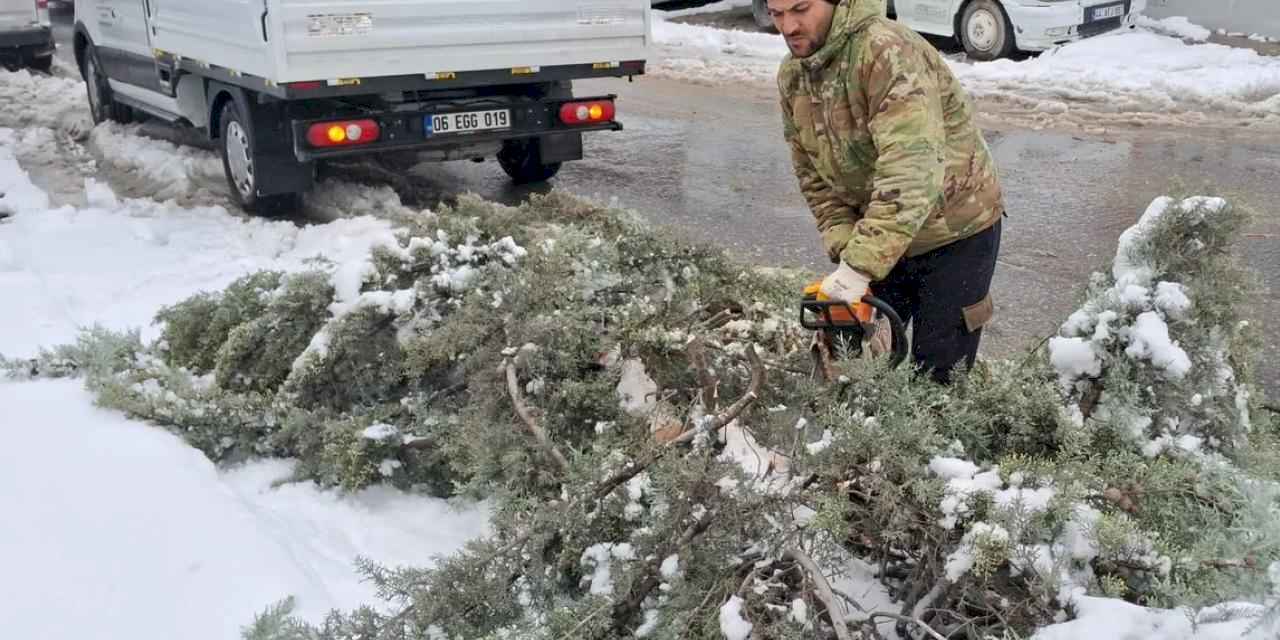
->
xmin=865 ymin=612 xmax=948 ymax=640
xmin=505 ymin=362 xmax=571 ymax=475
xmin=686 ymin=336 xmax=720 ymax=413
xmin=592 ymin=344 xmax=765 ymax=502
xmin=784 ymin=546 xmax=853 ymax=640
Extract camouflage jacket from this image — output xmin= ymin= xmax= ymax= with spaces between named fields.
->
xmin=778 ymin=0 xmax=1004 ymax=280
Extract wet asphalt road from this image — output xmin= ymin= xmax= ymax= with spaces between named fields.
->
xmin=45 ymin=9 xmax=1280 ymax=395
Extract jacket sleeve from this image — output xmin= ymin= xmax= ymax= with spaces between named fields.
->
xmin=779 ymin=78 xmax=861 ymax=264
xmin=838 ymin=33 xmax=946 ymax=280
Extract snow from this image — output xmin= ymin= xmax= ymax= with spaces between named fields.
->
xmin=649 ymin=15 xmax=1280 ymax=122
xmin=617 ymin=357 xmax=659 ymax=416
xmin=656 ymin=0 xmax=753 ymax=19
xmin=0 ymin=378 xmax=489 ymax=640
xmin=1049 ymin=336 xmax=1102 ymax=388
xmin=718 ymin=595 xmax=754 ymax=640
xmin=1154 ymin=282 xmax=1193 ymax=320
xmin=944 ymin=522 xmax=1010 ymax=582
xmin=580 ymin=542 xmax=636 ymax=597
xmin=928 ymin=456 xmax=981 ymax=481
xmin=1126 ymin=311 xmax=1192 ymax=379
xmin=1034 ymin=591 xmax=1273 ymax=640
xmin=362 ymin=422 xmax=399 ymax=441
xmin=0 ymin=132 xmax=51 ymax=214
xmin=0 ymin=151 xmax=404 ymax=358
xmin=1136 ymin=15 xmax=1211 ymax=42
xmin=661 ymin=554 xmax=681 ymax=579
xmin=789 ymin=598 xmax=808 ymax=624
xmin=635 ymin=609 xmax=661 ymax=637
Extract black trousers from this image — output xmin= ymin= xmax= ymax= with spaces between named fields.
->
xmin=872 ymin=218 xmax=1002 ymax=384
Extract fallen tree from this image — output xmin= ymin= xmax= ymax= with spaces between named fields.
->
xmin=8 ymin=192 xmax=1279 ymax=639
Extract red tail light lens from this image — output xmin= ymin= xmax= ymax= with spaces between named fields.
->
xmin=35 ymin=0 xmax=48 ymax=9
xmin=558 ymin=100 xmax=615 ymax=126
xmin=306 ymin=119 xmax=380 ymax=148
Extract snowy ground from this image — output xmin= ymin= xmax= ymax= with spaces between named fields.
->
xmin=651 ymin=10 xmax=1280 ymax=128
xmin=0 ymin=70 xmax=492 ymax=638
xmin=0 ymin=379 xmax=489 ymax=639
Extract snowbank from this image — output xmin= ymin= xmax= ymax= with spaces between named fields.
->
xmin=650 ymin=14 xmax=1280 ymax=121
xmin=0 ymin=378 xmax=488 ymax=640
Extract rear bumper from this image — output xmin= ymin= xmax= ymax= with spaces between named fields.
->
xmin=0 ymin=25 xmax=54 ymax=52
xmin=291 ymin=94 xmax=622 ymax=162
xmin=1006 ymin=0 xmax=1146 ymax=51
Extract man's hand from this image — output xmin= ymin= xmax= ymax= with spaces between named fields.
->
xmin=820 ymin=262 xmax=872 ymax=307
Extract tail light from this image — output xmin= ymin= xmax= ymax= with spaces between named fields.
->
xmin=558 ymin=100 xmax=615 ymax=126
xmin=306 ymin=119 xmax=380 ymax=148
xmin=35 ymin=0 xmax=48 ymax=8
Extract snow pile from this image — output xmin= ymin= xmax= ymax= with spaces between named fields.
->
xmin=1035 ymin=592 xmax=1271 ymax=640
xmin=0 ymin=68 xmax=91 ymax=133
xmin=651 ymin=11 xmax=788 ymax=86
xmin=718 ymin=595 xmax=754 ymax=640
xmin=0 ymin=378 xmax=488 ymax=640
xmin=952 ymin=32 xmax=1280 ymax=120
xmin=1136 ymin=15 xmax=1212 ymax=42
xmin=649 ymin=13 xmax=1280 ymax=122
xmin=0 ymin=175 xmax=402 ymax=358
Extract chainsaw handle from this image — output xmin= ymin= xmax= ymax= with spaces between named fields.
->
xmin=799 ymin=295 xmax=909 ymax=369
xmin=859 ymin=294 xmax=909 ymax=370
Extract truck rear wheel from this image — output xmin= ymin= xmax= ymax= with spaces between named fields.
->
xmin=498 ymin=139 xmax=562 ymax=185
xmin=218 ymin=101 xmax=299 ymax=213
xmin=83 ymin=45 xmax=132 ymax=124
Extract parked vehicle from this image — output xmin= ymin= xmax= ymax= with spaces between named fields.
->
xmin=73 ymin=0 xmax=651 ymax=211
xmin=752 ymin=0 xmax=1147 ymax=60
xmin=0 ymin=0 xmax=53 ymax=73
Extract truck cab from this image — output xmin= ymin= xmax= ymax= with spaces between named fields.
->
xmin=0 ymin=0 xmax=53 ymax=72
xmin=72 ymin=0 xmax=651 ymax=212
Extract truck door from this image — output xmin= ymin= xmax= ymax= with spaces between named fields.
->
xmin=93 ymin=0 xmax=154 ymax=88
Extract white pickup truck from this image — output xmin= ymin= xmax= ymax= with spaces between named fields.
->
xmin=752 ymin=0 xmax=1146 ymax=60
xmin=72 ymin=0 xmax=651 ymax=211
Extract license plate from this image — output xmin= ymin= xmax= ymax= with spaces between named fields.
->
xmin=425 ymin=109 xmax=511 ymax=135
xmin=1090 ymin=3 xmax=1125 ymax=21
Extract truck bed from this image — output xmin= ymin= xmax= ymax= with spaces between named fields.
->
xmin=150 ymin=0 xmax=650 ymax=85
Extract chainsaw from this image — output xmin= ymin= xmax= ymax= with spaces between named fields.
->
xmin=800 ymin=281 xmax=908 ymax=376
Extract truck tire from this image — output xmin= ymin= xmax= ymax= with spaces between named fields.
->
xmin=498 ymin=139 xmax=562 ymax=185
xmin=217 ymin=101 xmax=299 ymax=213
xmin=752 ymin=0 xmax=775 ymax=32
xmin=83 ymin=45 xmax=132 ymax=124
xmin=959 ymin=0 xmax=1015 ymax=61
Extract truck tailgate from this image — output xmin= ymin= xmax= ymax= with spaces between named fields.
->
xmin=270 ymin=0 xmax=650 ymax=84
xmin=0 ymin=0 xmax=36 ymax=30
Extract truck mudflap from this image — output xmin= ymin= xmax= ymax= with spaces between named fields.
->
xmin=290 ymin=94 xmax=622 ymax=162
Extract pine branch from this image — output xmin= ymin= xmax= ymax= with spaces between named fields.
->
xmin=784 ymin=546 xmax=854 ymax=640
xmin=505 ymin=361 xmax=571 ymax=475
xmin=591 ymin=344 xmax=765 ymax=502
xmin=864 ymin=612 xmax=948 ymax=640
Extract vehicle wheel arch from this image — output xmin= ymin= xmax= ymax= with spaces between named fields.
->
xmin=72 ymin=25 xmax=91 ymax=78
xmin=206 ymin=82 xmax=249 ymax=141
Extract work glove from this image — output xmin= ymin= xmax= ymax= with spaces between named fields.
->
xmin=819 ymin=261 xmax=872 ymax=309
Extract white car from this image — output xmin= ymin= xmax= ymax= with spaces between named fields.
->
xmin=752 ymin=0 xmax=1146 ymax=60
xmin=0 ymin=0 xmax=53 ymax=72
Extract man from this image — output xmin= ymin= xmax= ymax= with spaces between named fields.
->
xmin=770 ymin=0 xmax=1005 ymax=382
